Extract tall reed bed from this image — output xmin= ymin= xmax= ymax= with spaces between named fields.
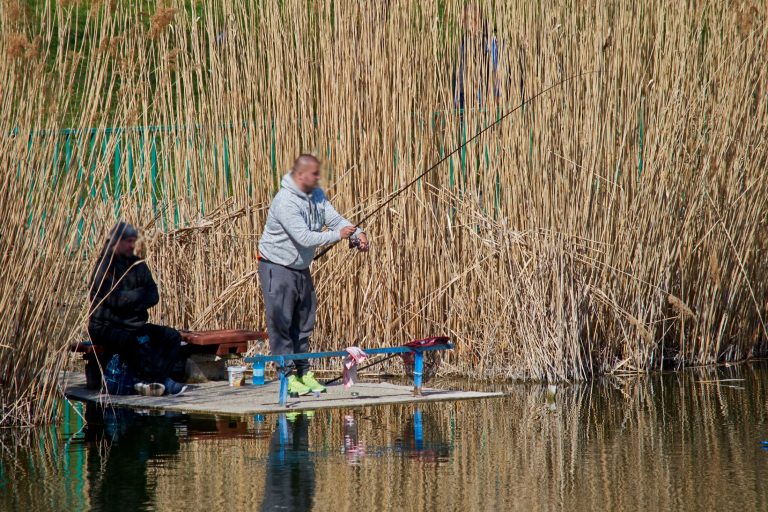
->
xmin=0 ymin=0 xmax=766 ymax=425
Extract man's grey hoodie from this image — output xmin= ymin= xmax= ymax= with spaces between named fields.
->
xmin=258 ymin=172 xmax=361 ymax=270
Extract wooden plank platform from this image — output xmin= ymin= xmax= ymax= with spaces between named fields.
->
xmin=61 ymin=372 xmax=502 ymax=416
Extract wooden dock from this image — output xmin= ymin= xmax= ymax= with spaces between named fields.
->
xmin=61 ymin=373 xmax=502 ymax=416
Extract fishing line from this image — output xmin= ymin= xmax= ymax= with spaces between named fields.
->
xmin=315 ymin=69 xmax=601 ymax=260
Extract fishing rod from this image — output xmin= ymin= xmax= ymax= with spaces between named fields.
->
xmin=315 ymin=69 xmax=599 ymax=260
xmin=317 ymin=71 xmax=599 ymax=385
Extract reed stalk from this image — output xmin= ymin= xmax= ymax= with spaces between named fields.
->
xmin=1 ymin=0 xmax=766 ymax=425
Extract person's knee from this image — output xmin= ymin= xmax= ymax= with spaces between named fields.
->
xmin=270 ymin=311 xmax=294 ymax=334
xmin=147 ymin=324 xmax=181 ymax=344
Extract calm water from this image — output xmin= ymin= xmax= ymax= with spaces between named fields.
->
xmin=3 ymin=364 xmax=768 ymax=511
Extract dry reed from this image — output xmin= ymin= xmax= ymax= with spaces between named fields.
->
xmin=0 ymin=0 xmax=767 ymax=425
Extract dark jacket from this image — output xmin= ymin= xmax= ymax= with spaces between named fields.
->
xmin=88 ymin=248 xmax=159 ymax=332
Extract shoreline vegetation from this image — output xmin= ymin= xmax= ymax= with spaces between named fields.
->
xmin=1 ymin=0 xmax=767 ymax=426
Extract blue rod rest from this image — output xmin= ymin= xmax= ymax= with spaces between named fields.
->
xmin=413 ymin=351 xmax=424 ymax=394
xmin=244 ymin=343 xmax=454 ymax=405
xmin=245 ymin=343 xmax=453 ymax=364
xmin=278 ymin=413 xmax=288 ymax=462
xmin=278 ymin=357 xmax=288 ymax=406
xmin=414 ymin=409 xmax=424 ymax=450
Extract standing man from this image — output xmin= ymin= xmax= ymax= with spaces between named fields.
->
xmin=258 ymin=154 xmax=369 ymax=396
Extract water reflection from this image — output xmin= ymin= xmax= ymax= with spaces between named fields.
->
xmin=258 ymin=407 xmax=450 ymax=510
xmin=82 ymin=407 xmax=180 ymax=512
xmin=261 ymin=412 xmax=315 ymax=511
xmin=397 ymin=409 xmax=452 ymax=463
xmin=2 ymin=364 xmax=768 ymax=511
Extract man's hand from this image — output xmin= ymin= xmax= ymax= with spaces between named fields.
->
xmin=355 ymin=233 xmax=369 ymax=252
xmin=339 ymin=226 xmax=357 ymax=239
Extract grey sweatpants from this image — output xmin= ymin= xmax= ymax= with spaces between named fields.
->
xmin=257 ymin=260 xmax=317 ymax=375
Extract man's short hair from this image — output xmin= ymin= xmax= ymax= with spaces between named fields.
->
xmin=292 ymin=154 xmax=320 ymax=172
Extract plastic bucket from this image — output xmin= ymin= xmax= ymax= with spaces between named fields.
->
xmin=227 ymin=366 xmax=246 ymax=387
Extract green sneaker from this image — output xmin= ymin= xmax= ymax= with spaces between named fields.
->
xmin=300 ymin=372 xmax=326 ymax=393
xmin=287 ymin=374 xmax=311 ymax=396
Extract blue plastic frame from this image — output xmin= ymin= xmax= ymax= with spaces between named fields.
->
xmin=245 ymin=343 xmax=453 ymax=406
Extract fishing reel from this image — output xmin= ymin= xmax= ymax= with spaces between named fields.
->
xmin=349 ymin=237 xmax=362 ymax=249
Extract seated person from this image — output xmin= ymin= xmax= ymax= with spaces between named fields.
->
xmin=87 ymin=221 xmax=186 ymax=396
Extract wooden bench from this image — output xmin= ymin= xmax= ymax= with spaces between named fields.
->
xmin=245 ymin=339 xmax=453 ymax=406
xmin=185 ymin=417 xmax=252 ymax=441
xmin=72 ymin=329 xmax=268 ymax=389
xmin=180 ymin=329 xmax=267 ymax=356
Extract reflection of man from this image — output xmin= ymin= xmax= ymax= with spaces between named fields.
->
xmin=261 ymin=412 xmax=316 ymax=512
xmin=84 ymin=406 xmax=180 ymax=512
xmin=452 ymin=3 xmax=503 ymax=111
xmin=258 ymin=155 xmax=369 ymax=396
xmin=88 ymin=221 xmax=186 ymax=395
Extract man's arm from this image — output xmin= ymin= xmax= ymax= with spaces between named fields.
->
xmin=274 ymin=202 xmax=341 ymax=248
xmin=89 ymin=257 xmax=113 ymax=304
xmin=324 ymin=198 xmax=369 ymax=251
xmin=90 ymin=257 xmax=133 ymax=310
xmin=90 ymin=259 xmax=157 ymax=311
xmin=324 ymin=199 xmax=363 ymax=238
xmin=134 ymin=263 xmax=160 ymax=310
